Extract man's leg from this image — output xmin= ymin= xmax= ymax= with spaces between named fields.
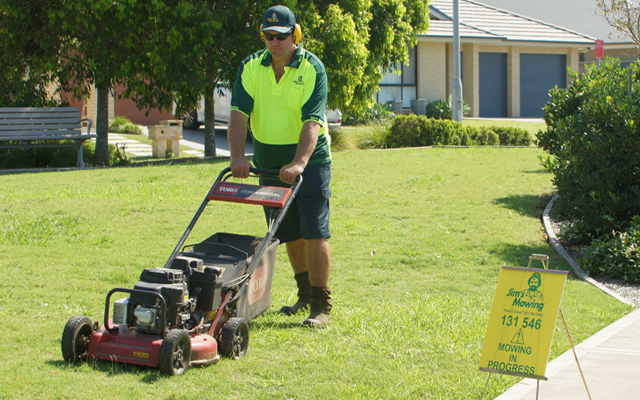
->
xmin=278 ymin=163 xmax=332 ymax=326
xmin=305 ymin=238 xmax=331 ymax=287
xmin=285 ymin=238 xmax=307 ymax=274
xmin=280 ymin=238 xmax=332 ymax=324
xmin=279 ymin=239 xmax=312 ymax=315
xmin=303 ymin=238 xmax=332 ymax=328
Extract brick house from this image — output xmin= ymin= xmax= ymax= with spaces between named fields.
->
xmin=379 ymin=0 xmax=596 ymax=118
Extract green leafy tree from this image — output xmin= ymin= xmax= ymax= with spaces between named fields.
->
xmin=1 ymin=0 xmax=172 ymax=165
xmin=295 ymin=0 xmax=430 ymax=115
xmin=53 ymin=0 xmax=164 ymax=165
xmin=0 ymin=0 xmax=164 ymax=165
xmin=141 ymin=0 xmax=428 ymax=156
xmin=0 ymin=0 xmax=67 ymax=107
xmin=143 ymin=0 xmax=430 ymax=156
xmin=1 ymin=0 xmax=429 ymax=161
xmin=136 ymin=1 xmax=268 ymax=157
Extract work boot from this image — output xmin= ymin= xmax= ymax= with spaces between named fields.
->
xmin=302 ymin=286 xmax=332 ymax=328
xmin=279 ymin=271 xmax=312 ymax=315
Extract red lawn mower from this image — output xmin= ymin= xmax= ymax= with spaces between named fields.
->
xmin=61 ymin=168 xmax=300 ymax=375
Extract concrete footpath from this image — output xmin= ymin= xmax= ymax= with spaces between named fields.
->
xmin=495 ymin=307 xmax=640 ymax=399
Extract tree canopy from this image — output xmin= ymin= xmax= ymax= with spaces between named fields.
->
xmin=0 ymin=0 xmax=430 ymax=163
xmin=0 ymin=0 xmax=67 ymax=107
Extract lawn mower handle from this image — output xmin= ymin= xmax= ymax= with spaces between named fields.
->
xmin=216 ymin=166 xmax=302 ymax=183
xmin=162 ymin=167 xmax=301 ymax=271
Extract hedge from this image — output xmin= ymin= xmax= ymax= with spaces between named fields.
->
xmin=387 ymin=115 xmax=532 ymax=148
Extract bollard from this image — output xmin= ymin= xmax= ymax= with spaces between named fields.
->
xmin=148 ymin=120 xmax=183 ymax=158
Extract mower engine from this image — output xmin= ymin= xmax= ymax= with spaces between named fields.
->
xmin=111 ymin=256 xmax=223 ymax=335
xmin=113 ymin=267 xmax=194 ymax=334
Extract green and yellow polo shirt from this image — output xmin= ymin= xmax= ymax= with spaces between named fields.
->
xmin=231 ymin=46 xmax=331 ymax=170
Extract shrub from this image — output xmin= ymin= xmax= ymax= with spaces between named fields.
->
xmin=354 ymin=122 xmax=389 ymax=150
xmin=329 ymin=128 xmax=352 ymax=151
xmin=343 ymin=102 xmax=394 ymax=125
xmin=489 ymin=126 xmax=532 ymax=146
xmin=387 ymin=114 xmax=424 ymax=147
xmin=0 ymin=141 xmax=128 ymax=168
xmin=464 ymin=126 xmax=500 ymax=146
xmin=426 ymin=118 xmax=462 ymax=145
xmin=109 ymin=116 xmax=142 ymax=134
xmin=581 ymin=216 xmax=640 ymax=283
xmin=387 ymin=115 xmax=464 ymax=147
xmin=425 ymin=96 xmax=470 ymax=120
xmin=537 ymin=58 xmax=640 ymax=238
xmin=0 ymin=143 xmax=82 ymax=169
xmin=387 ymin=115 xmax=529 ymax=148
xmin=425 ymin=99 xmax=450 ymax=120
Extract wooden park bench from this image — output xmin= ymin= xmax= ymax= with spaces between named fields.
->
xmin=0 ymin=107 xmax=95 ymax=168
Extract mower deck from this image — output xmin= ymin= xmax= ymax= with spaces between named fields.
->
xmin=88 ymin=323 xmax=219 ymax=368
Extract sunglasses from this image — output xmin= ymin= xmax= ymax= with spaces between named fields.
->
xmin=263 ymin=30 xmax=292 ymax=41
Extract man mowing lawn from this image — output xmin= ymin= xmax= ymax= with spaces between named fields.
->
xmin=227 ymin=5 xmax=333 ymax=328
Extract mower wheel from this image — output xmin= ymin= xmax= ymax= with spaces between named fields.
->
xmin=159 ymin=330 xmax=192 ymax=376
xmin=220 ymin=317 xmax=249 ymax=360
xmin=61 ymin=316 xmax=93 ymax=363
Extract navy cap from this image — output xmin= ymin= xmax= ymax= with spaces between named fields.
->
xmin=261 ymin=5 xmax=296 ymax=34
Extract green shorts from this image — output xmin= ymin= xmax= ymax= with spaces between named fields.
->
xmin=260 ymin=163 xmax=331 ymax=243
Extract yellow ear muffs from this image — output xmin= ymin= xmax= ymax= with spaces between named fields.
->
xmin=260 ymin=24 xmax=302 ymax=44
xmin=293 ymin=24 xmax=302 ymax=44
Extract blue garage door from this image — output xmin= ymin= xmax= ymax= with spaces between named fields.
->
xmin=479 ymin=53 xmax=508 ymax=117
xmin=520 ymin=54 xmax=566 ymax=117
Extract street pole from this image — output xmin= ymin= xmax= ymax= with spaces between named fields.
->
xmin=452 ymin=0 xmax=463 ymax=122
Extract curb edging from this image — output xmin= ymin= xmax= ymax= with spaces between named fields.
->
xmin=543 ymin=195 xmax=635 ymax=306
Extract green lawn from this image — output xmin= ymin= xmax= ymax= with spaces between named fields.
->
xmin=0 ymin=146 xmax=631 ymax=399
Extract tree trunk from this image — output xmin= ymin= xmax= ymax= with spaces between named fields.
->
xmin=95 ymin=87 xmax=110 ymax=166
xmin=204 ymin=95 xmax=216 ymax=157
xmin=204 ymin=68 xmax=217 ymax=157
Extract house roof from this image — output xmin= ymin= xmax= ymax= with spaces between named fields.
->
xmin=424 ymin=0 xmax=596 ymax=45
xmin=478 ymin=0 xmax=630 ymax=44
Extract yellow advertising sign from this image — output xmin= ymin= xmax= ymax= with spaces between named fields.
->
xmin=479 ymin=266 xmax=568 ymax=380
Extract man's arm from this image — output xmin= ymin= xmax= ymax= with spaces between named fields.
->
xmin=228 ymin=110 xmax=253 ymax=178
xmin=279 ymin=120 xmax=321 ymax=184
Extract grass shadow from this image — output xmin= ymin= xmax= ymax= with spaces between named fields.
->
xmin=0 ymin=152 xmax=236 ymax=175
xmin=522 ymin=168 xmax=552 ymax=174
xmin=250 ymin=310 xmax=312 ymax=331
xmin=252 ymin=320 xmax=311 ymax=330
xmin=487 ymin=242 xmax=576 ymax=275
xmin=493 ymin=193 xmax=553 ymax=218
xmin=49 ymin=357 xmax=164 ymax=382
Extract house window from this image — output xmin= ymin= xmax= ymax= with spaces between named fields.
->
xmin=377 ymin=46 xmax=417 ymax=108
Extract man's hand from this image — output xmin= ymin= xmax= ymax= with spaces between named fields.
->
xmin=280 ymin=162 xmax=304 ymax=184
xmin=228 ymin=110 xmax=251 ymax=178
xmin=278 ymin=121 xmax=321 ymax=184
xmin=230 ymin=157 xmax=253 ymax=179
